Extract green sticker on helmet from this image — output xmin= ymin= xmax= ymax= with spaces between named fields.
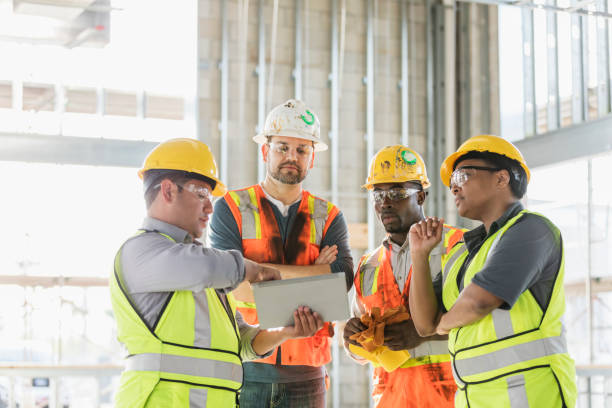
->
xmin=301 ymin=110 xmax=315 ymax=125
xmin=402 ymin=150 xmax=417 ymax=165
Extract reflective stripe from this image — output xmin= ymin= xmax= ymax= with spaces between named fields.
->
xmin=454 ymin=334 xmax=568 ymax=378
xmin=361 ymin=264 xmax=378 ymax=297
xmin=189 ymin=388 xmax=208 ymax=408
xmin=233 ymin=190 xmax=260 ymax=240
xmin=370 ymin=250 xmax=384 ymax=295
xmin=451 ymin=359 xmax=466 ymax=388
xmin=308 ymin=196 xmax=317 ymax=244
xmin=193 ymin=292 xmax=212 ymax=348
xmin=506 ymin=374 xmax=529 ymax=407
xmin=442 ymin=245 xmax=467 ymax=284
xmin=235 ymin=300 xmax=256 ymax=309
xmin=247 ymin=188 xmax=262 ymax=239
xmin=125 ymin=352 xmax=243 ymax=385
xmin=311 ymin=197 xmax=329 ymax=246
xmin=410 ymin=339 xmax=449 ymax=358
xmin=359 ymin=247 xmax=382 ymax=297
xmin=491 ymin=309 xmax=514 ymax=339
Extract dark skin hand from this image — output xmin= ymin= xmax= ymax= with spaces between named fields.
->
xmin=343 ymin=317 xmax=368 ymax=347
xmin=383 ymin=319 xmax=448 ymax=351
xmin=383 ymin=319 xmax=425 ymax=351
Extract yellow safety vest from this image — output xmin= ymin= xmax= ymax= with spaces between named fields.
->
xmin=110 ymin=231 xmax=243 ymax=408
xmin=442 ymin=210 xmax=577 ymax=408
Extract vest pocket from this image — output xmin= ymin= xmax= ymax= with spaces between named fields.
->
xmin=464 ymin=366 xmax=563 ymax=408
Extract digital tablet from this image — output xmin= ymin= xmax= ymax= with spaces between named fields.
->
xmin=251 ymin=272 xmax=350 ymax=329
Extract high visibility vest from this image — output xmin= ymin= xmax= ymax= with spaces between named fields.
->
xmin=442 ymin=210 xmax=577 ymax=408
xmin=355 ymin=225 xmax=464 ymax=408
xmin=224 ymin=184 xmax=339 ymax=366
xmin=110 ymin=231 xmax=243 ymax=408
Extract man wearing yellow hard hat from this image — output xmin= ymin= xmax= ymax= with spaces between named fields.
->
xmin=408 ymin=135 xmax=577 ymax=407
xmin=110 ymin=138 xmax=324 ymax=407
xmin=343 ymin=145 xmax=464 ymax=407
xmin=209 ymin=100 xmax=353 ymax=407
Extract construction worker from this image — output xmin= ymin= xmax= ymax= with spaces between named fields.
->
xmin=110 ymin=138 xmax=324 ymax=408
xmin=343 ymin=145 xmax=464 ymax=407
xmin=209 ymin=99 xmax=354 ymax=407
xmin=408 ymin=135 xmax=577 ymax=407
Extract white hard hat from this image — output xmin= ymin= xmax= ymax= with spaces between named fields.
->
xmin=253 ymin=99 xmax=328 ymax=152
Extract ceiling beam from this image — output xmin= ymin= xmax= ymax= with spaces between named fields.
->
xmin=514 ymin=114 xmax=612 ymax=168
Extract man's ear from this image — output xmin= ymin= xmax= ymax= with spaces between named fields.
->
xmin=262 ymin=144 xmax=269 ymax=163
xmin=417 ymin=190 xmax=426 ymax=206
xmin=309 ymin=151 xmax=315 ymax=169
xmin=159 ymin=179 xmax=175 ymax=203
xmin=496 ymin=169 xmax=511 ymax=190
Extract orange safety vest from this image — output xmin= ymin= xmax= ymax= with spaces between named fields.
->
xmin=224 ymin=184 xmax=340 ymax=366
xmin=355 ymin=225 xmax=464 ymax=408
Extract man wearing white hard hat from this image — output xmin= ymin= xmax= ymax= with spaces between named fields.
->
xmin=209 ymin=100 xmax=354 ymax=407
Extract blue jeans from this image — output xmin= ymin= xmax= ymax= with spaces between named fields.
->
xmin=238 ymin=378 xmax=326 ymax=408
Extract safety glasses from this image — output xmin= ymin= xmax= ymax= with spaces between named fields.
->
xmin=152 ymin=182 xmax=213 ymax=204
xmin=450 ymin=166 xmax=502 ymax=188
xmin=268 ymin=142 xmax=313 ymax=158
xmin=371 ymin=188 xmax=420 ymax=203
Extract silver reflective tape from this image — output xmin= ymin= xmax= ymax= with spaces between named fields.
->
xmin=360 ymin=264 xmax=378 ymax=297
xmin=235 ymin=190 xmax=258 ymax=240
xmin=410 ymin=339 xmax=449 ymax=358
xmin=492 ymin=309 xmax=515 ymax=339
xmin=313 ymin=198 xmax=329 ymax=246
xmin=125 ymin=353 xmax=243 ymax=384
xmin=442 ymin=245 xmax=467 ymax=283
xmin=506 ymin=374 xmax=529 ymax=408
xmin=451 ymin=360 xmax=466 ymax=387
xmin=189 ymin=387 xmax=208 ymax=408
xmin=454 ymin=335 xmax=568 ymax=378
xmin=193 ymin=292 xmax=211 ymax=348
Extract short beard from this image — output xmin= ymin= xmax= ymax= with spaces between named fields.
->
xmin=383 ymin=224 xmax=409 ymax=234
xmin=269 ymin=164 xmax=307 ymax=185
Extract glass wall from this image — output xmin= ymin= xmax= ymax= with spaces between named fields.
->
xmin=526 ymin=150 xmax=612 ymax=407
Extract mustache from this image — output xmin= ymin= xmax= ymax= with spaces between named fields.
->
xmin=280 ymin=161 xmax=300 ymax=168
xmin=380 ymin=211 xmax=398 ymax=218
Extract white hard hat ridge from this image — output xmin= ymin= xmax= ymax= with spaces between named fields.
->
xmin=253 ymin=99 xmax=328 ymax=151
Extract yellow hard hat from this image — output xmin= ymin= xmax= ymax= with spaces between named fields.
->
xmin=138 ymin=138 xmax=227 ymax=197
xmin=363 ymin=145 xmax=430 ymax=190
xmin=440 ymin=134 xmax=530 ymax=187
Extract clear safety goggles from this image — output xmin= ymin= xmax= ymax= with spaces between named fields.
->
xmin=371 ymin=188 xmax=420 ymax=203
xmin=268 ymin=142 xmax=313 ymax=158
xmin=153 ymin=182 xmax=213 ymax=203
xmin=450 ymin=166 xmax=502 ymax=188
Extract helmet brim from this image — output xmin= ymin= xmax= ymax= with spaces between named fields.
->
xmin=253 ymin=132 xmax=328 ymax=152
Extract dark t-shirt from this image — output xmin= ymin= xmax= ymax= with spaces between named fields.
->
xmin=209 ymin=193 xmax=354 ymax=383
xmin=436 ymin=202 xmax=562 ymax=311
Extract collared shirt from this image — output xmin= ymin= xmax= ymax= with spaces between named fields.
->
xmin=119 ymin=216 xmax=267 ymax=361
xmin=438 ymin=201 xmax=562 ymax=310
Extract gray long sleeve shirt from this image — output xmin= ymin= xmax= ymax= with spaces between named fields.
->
xmin=118 ymin=216 xmax=266 ymax=361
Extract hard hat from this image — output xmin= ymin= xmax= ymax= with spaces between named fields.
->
xmin=362 ymin=145 xmax=430 ymax=190
xmin=138 ymin=138 xmax=227 ymax=197
xmin=440 ymin=134 xmax=531 ymax=187
xmin=253 ymin=99 xmax=328 ymax=151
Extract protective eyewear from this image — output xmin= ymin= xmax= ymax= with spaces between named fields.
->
xmin=268 ymin=142 xmax=313 ymax=158
xmin=450 ymin=166 xmax=502 ymax=188
xmin=371 ymin=188 xmax=420 ymax=203
xmin=152 ymin=182 xmax=213 ymax=203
